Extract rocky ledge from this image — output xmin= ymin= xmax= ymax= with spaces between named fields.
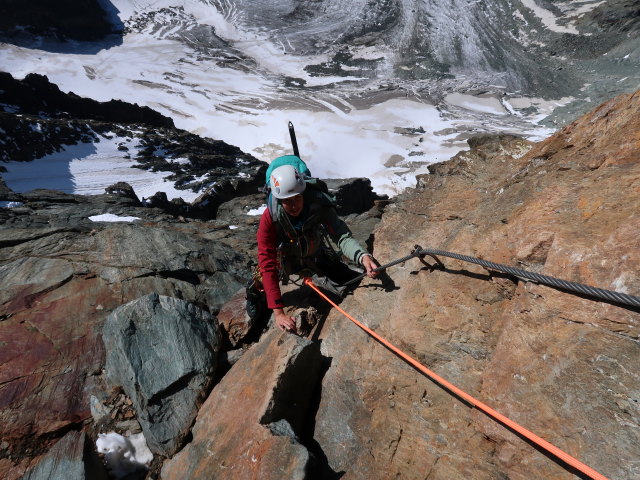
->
xmin=1 ymin=89 xmax=638 ymax=480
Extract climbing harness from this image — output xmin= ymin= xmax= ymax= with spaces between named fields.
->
xmin=304 ymin=278 xmax=611 ymax=480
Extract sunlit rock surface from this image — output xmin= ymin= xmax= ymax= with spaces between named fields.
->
xmin=161 ymin=329 xmax=322 ymax=480
xmin=313 ymin=91 xmax=640 ymax=480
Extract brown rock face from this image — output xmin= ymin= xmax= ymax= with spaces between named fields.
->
xmin=161 ymin=329 xmax=322 ymax=479
xmin=0 ymin=214 xmax=248 ymax=478
xmin=217 ymin=288 xmax=256 ymax=348
xmin=313 ymin=91 xmax=640 ymax=479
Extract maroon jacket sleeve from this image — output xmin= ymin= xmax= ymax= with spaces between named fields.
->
xmin=257 ymin=208 xmax=285 ymax=309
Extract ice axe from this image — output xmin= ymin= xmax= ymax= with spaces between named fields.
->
xmin=288 ymin=121 xmax=300 ymax=158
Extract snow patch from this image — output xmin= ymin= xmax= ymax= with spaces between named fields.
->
xmin=445 ymin=93 xmax=507 ymax=115
xmin=247 ymin=205 xmax=267 ymax=216
xmin=0 ymin=201 xmax=23 ymax=208
xmin=197 ymin=97 xmax=465 ymax=195
xmin=96 ymin=432 xmax=153 ymax=479
xmin=89 ymin=213 xmax=141 ymax=222
xmin=520 ymin=0 xmax=579 ymax=34
xmin=170 ymin=157 xmax=191 ymax=165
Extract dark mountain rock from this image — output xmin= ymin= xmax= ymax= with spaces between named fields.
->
xmin=324 ymin=177 xmax=386 ymax=216
xmin=0 ymin=72 xmax=173 ymax=128
xmin=20 ymin=431 xmax=109 ymax=480
xmin=0 ymin=0 xmax=119 ymax=41
xmin=181 ymin=168 xmax=267 ymax=219
xmin=104 ymin=182 xmax=141 ymax=205
xmin=0 ymin=110 xmax=97 ymax=163
xmin=577 ymin=0 xmax=640 ymax=34
xmin=103 ymin=293 xmax=220 ymax=457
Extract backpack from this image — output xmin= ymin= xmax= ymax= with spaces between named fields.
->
xmin=265 ymin=155 xmax=311 ymax=188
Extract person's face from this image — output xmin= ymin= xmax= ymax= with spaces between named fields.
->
xmin=281 ymin=194 xmax=304 ymax=217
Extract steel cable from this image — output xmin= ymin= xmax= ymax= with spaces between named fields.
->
xmin=418 ymin=248 xmax=640 ymax=309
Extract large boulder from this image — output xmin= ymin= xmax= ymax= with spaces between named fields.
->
xmin=103 ymin=293 xmax=220 ymax=457
xmin=190 ymin=174 xmax=267 ymax=220
xmin=161 ymin=329 xmax=323 ymax=480
xmin=312 ymin=91 xmax=640 ymax=479
xmin=217 ymin=288 xmax=257 ymax=348
xmin=324 ymin=177 xmax=385 ymax=215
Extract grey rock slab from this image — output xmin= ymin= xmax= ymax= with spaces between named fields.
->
xmin=21 ymin=431 xmax=108 ymax=480
xmin=0 ymin=257 xmax=74 ymax=305
xmin=199 ymin=270 xmax=243 ymax=313
xmin=103 ymin=293 xmax=220 ymax=457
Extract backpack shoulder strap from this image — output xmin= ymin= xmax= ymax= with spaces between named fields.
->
xmin=267 ymin=192 xmax=295 ymax=240
xmin=267 ymin=192 xmax=278 ymax=220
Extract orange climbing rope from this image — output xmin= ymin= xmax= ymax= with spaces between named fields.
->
xmin=304 ymin=278 xmax=610 ymax=480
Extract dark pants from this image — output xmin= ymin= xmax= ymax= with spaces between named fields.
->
xmin=311 ymin=250 xmax=361 ymax=285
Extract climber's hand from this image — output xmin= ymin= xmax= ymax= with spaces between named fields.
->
xmin=274 ymin=309 xmax=296 ymax=333
xmin=362 ymin=255 xmax=380 ymax=278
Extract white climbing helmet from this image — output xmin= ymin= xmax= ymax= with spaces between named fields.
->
xmin=269 ymin=164 xmax=306 ymax=199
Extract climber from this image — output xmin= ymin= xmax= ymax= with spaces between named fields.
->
xmin=247 ymin=161 xmax=380 ymax=333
